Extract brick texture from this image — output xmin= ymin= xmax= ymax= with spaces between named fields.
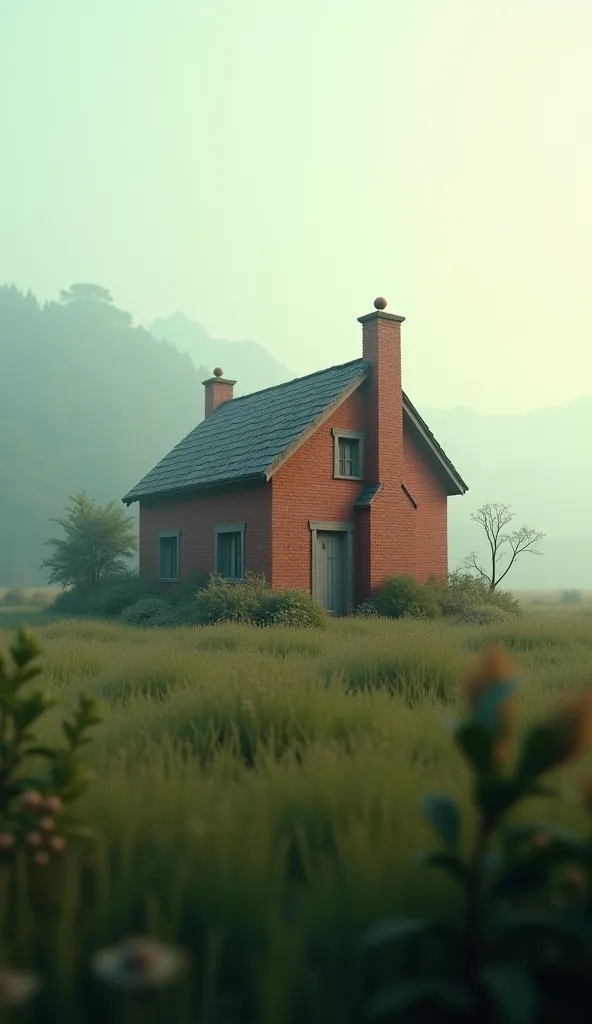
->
xmin=270 ymin=385 xmax=367 ymax=593
xmin=139 ymin=481 xmax=271 ymax=593
xmin=203 ymin=377 xmax=236 ymax=418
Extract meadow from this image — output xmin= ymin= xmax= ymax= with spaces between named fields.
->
xmin=2 ymin=600 xmax=592 ymax=1022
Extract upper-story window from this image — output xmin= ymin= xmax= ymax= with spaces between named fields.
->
xmin=332 ymin=429 xmax=365 ymax=480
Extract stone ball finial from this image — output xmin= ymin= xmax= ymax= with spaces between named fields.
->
xmin=374 ymin=297 xmax=387 ymax=310
xmin=213 ymin=367 xmax=224 ymax=377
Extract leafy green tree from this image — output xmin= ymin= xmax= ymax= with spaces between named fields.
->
xmin=41 ymin=493 xmax=137 ymax=591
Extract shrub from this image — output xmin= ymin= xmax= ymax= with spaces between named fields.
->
xmin=256 ymin=588 xmax=328 ymax=628
xmin=86 ymin=574 xmax=155 ymax=617
xmin=168 ymin=570 xmax=211 ymax=605
xmin=454 ymin=604 xmax=512 ymax=626
xmin=193 ymin=574 xmax=269 ymax=625
xmin=52 ymin=587 xmax=95 ymax=615
xmin=0 ymin=587 xmax=28 ymax=606
xmin=561 ymin=588 xmax=584 ymax=605
xmin=438 ymin=570 xmax=519 ymax=617
xmin=372 ymin=574 xmax=440 ymax=620
xmin=120 ymin=597 xmax=177 ymax=627
xmin=354 ymin=600 xmax=379 ymax=618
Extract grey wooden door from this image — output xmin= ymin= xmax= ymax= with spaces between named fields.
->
xmin=316 ymin=531 xmax=347 ymax=615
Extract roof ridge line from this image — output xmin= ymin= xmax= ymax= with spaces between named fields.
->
xmin=210 ymin=357 xmax=368 ymax=410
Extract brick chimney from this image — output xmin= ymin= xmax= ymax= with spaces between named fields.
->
xmin=357 ymin=297 xmax=406 ymax=595
xmin=203 ymin=367 xmax=236 ymax=417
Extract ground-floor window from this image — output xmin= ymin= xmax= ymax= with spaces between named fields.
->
xmin=214 ymin=522 xmax=246 ymax=580
xmin=157 ymin=530 xmax=179 ymax=581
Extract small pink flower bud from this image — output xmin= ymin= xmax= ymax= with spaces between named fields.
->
xmin=565 ymin=867 xmax=584 ymax=888
xmin=39 ymin=817 xmax=55 ymax=832
xmin=0 ymin=834 xmax=15 ymax=851
xmin=33 ymin=851 xmax=49 ymax=867
xmin=533 ymin=833 xmax=549 ymax=848
xmin=0 ymin=966 xmax=42 ymax=1006
xmin=26 ymin=832 xmax=42 ymax=848
xmin=42 ymin=795 xmax=63 ymax=815
xmin=48 ymin=835 xmax=65 ymax=853
xmin=22 ymin=791 xmax=43 ymax=811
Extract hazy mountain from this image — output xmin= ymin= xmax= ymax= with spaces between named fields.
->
xmin=0 ymin=285 xmax=202 ymax=584
xmin=149 ymin=312 xmax=294 ymax=395
xmin=421 ymin=399 xmax=592 ymax=588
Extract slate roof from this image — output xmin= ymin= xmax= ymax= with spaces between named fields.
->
xmin=123 ymin=357 xmax=468 ymax=504
xmin=354 ymin=483 xmax=383 ymax=508
xmin=123 ymin=359 xmax=369 ymax=503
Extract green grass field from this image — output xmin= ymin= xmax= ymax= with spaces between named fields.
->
xmin=2 ymin=606 xmax=592 ymax=1022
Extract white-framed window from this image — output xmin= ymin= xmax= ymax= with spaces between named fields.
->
xmin=214 ymin=522 xmax=246 ymax=580
xmin=157 ymin=529 xmax=179 ymax=581
xmin=332 ymin=429 xmax=365 ymax=480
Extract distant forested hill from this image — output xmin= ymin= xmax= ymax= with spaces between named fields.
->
xmin=0 ymin=285 xmax=202 ymax=583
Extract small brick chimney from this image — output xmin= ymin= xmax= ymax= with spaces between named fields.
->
xmin=357 ymin=297 xmax=407 ymax=594
xmin=203 ymin=367 xmax=236 ymax=418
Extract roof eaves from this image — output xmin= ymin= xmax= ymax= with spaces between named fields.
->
xmin=263 ymin=366 xmax=370 ymax=481
xmin=121 ymin=471 xmax=267 ymax=506
xmin=402 ymin=393 xmax=468 ymax=495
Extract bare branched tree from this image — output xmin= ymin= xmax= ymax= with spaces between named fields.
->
xmin=462 ymin=503 xmax=545 ymax=591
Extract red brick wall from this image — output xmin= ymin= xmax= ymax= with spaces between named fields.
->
xmin=204 ymin=378 xmax=235 ymax=417
xmin=360 ymin=310 xmax=408 ymax=594
xmin=139 ymin=481 xmax=271 ymax=590
xmin=270 ymin=386 xmax=367 ymax=592
xmin=402 ymin=427 xmax=448 ymax=581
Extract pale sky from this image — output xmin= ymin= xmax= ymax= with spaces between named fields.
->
xmin=2 ymin=0 xmax=591 ymax=413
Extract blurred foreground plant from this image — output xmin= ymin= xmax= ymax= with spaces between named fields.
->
xmin=0 ymin=627 xmax=101 ymax=867
xmin=365 ymin=645 xmax=592 ymax=1023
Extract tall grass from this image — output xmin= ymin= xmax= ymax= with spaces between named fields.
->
xmin=1 ymin=613 xmax=592 ymax=1022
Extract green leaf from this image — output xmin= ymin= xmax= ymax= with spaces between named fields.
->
xmin=21 ymin=746 xmax=58 ymax=760
xmin=418 ymin=851 xmax=468 ymax=884
xmin=490 ymin=911 xmax=568 ymax=950
xmin=367 ymin=980 xmax=470 ymax=1019
xmin=517 ymin=723 xmax=564 ymax=782
xmin=363 ymin=916 xmax=429 ymax=948
xmin=490 ymin=859 xmax=548 ymax=898
xmin=455 ymin=720 xmax=494 ymax=775
xmin=62 ymin=721 xmax=77 ymax=745
xmin=473 ymin=680 xmax=518 ymax=731
xmin=421 ymin=794 xmax=462 ymax=852
xmin=481 ymin=966 xmax=535 ymax=1024
xmin=476 ymin=777 xmax=524 ymax=824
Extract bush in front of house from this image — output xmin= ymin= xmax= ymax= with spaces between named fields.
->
xmin=371 ymin=574 xmax=441 ymax=620
xmin=119 ymin=597 xmax=177 ymax=627
xmin=255 ymin=588 xmax=329 ymax=629
xmin=358 ymin=571 xmax=520 ymax=622
xmin=192 ymin=573 xmax=270 ymax=625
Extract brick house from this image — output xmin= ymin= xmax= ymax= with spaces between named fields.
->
xmin=122 ymin=299 xmax=467 ymax=614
